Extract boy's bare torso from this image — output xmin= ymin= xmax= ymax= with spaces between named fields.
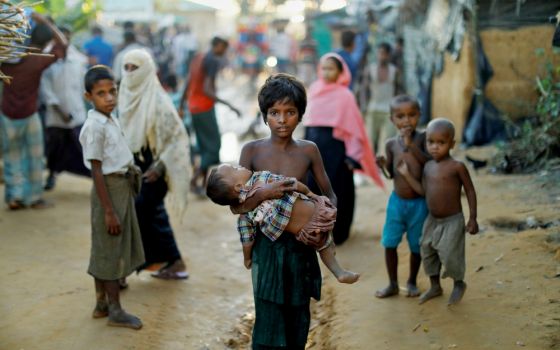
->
xmin=387 ymin=131 xmax=426 ymax=199
xmin=423 ymin=157 xmax=464 ymax=218
xmin=244 ymin=139 xmax=314 ymax=182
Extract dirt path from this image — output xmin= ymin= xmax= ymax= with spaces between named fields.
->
xmin=0 ymin=174 xmax=253 ymax=350
xmin=309 ymin=169 xmax=560 ymax=350
xmin=1 ymin=162 xmax=559 ymax=350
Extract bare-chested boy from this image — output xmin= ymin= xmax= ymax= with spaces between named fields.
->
xmin=375 ymin=94 xmax=430 ymax=298
xmin=398 ymin=118 xmax=478 ymax=305
xmin=231 ymin=73 xmax=339 ymax=348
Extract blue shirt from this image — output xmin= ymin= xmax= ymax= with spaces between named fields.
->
xmin=336 ymin=49 xmax=358 ymax=89
xmin=83 ymin=36 xmax=113 ymax=67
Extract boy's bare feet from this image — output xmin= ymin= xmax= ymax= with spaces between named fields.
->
xmin=107 ymin=308 xmax=142 ymax=330
xmin=92 ymin=301 xmax=109 ymax=318
xmin=406 ymin=282 xmax=421 ymax=297
xmin=418 ymin=285 xmax=443 ymax=304
xmin=448 ymin=281 xmax=467 ymax=305
xmin=375 ymin=283 xmax=399 ymax=298
xmin=337 ymin=270 xmax=360 ymax=284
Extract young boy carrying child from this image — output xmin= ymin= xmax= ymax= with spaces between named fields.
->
xmin=79 ymin=66 xmax=145 ymax=329
xmin=375 ymin=94 xmax=430 ymax=298
xmin=398 ymin=118 xmax=478 ymax=305
xmin=226 ymin=73 xmax=341 ymax=348
xmin=206 ymin=163 xmax=360 ymax=284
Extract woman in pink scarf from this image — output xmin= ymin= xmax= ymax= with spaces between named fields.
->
xmin=304 ymin=52 xmax=384 ymax=244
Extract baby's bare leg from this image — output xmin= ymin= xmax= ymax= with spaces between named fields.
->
xmin=104 ymin=280 xmax=143 ymax=330
xmin=319 ymin=242 xmax=360 ymax=284
xmin=92 ymin=278 xmax=108 ymax=318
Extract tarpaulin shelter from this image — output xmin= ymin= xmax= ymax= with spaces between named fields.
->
xmin=389 ymin=0 xmax=560 ymax=145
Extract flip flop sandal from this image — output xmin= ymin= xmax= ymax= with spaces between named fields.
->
xmin=150 ymin=269 xmax=189 ymax=280
xmin=8 ymin=200 xmax=26 ymax=210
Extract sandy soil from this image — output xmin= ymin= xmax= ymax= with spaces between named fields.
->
xmin=1 ymin=154 xmax=559 ymax=350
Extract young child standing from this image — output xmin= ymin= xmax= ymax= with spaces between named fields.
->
xmin=375 ymin=95 xmax=430 ymax=298
xmin=233 ymin=73 xmax=337 ymax=349
xmin=79 ymin=66 xmax=145 ymax=329
xmin=206 ymin=164 xmax=360 ymax=284
xmin=398 ymin=118 xmax=478 ymax=305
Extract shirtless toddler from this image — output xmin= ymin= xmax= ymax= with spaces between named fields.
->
xmin=398 ymin=118 xmax=478 ymax=305
xmin=206 ymin=163 xmax=360 ymax=284
xmin=375 ymin=95 xmax=430 ymax=298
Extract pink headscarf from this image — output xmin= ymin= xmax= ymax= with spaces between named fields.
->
xmin=304 ymin=53 xmax=384 ymax=188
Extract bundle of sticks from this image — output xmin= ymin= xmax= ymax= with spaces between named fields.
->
xmin=0 ymin=1 xmax=43 ymax=83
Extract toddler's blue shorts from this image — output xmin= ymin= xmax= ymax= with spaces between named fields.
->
xmin=381 ymin=192 xmax=428 ymax=254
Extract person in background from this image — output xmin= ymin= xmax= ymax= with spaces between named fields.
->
xmin=113 ymin=30 xmax=150 ymax=82
xmin=118 ymin=49 xmax=191 ymax=280
xmin=171 ymin=25 xmax=198 ymax=83
xmin=336 ymin=30 xmax=358 ymax=89
xmin=270 ymin=25 xmax=294 ymax=73
xmin=180 ymin=36 xmax=241 ymax=195
xmin=305 ymin=53 xmax=384 ymax=244
xmin=0 ymin=12 xmax=68 ymax=210
xmin=83 ymin=26 xmax=113 ymax=67
xmin=297 ymin=26 xmax=318 ymax=87
xmin=391 ymin=37 xmax=406 ymax=95
xmin=41 ymin=25 xmax=90 ymax=190
xmin=366 ymin=42 xmax=397 ymax=153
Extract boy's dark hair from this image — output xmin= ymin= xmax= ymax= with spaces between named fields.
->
xmin=211 ymin=36 xmax=228 ymax=48
xmin=326 ymin=56 xmax=343 ymax=73
xmin=206 ymin=168 xmax=239 ymax=206
xmin=123 ymin=21 xmax=135 ymax=30
xmin=92 ymin=26 xmax=103 ymax=35
xmin=378 ymin=42 xmax=392 ymax=54
xmin=30 ymin=24 xmax=53 ymax=48
xmin=123 ymin=30 xmax=136 ymax=44
xmin=390 ymin=94 xmax=420 ymax=115
xmin=84 ymin=65 xmax=115 ymax=93
xmin=258 ymin=73 xmax=307 ymax=124
xmin=341 ymin=30 xmax=356 ymax=49
xmin=428 ymin=118 xmax=456 ymax=139
xmin=164 ymin=74 xmax=178 ymax=91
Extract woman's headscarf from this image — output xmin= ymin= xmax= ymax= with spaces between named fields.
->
xmin=304 ymin=52 xmax=384 ymax=188
xmin=118 ymin=48 xmax=191 ymax=217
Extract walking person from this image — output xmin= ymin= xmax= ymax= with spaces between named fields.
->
xmin=179 ymin=36 xmax=241 ymax=195
xmin=41 ymin=25 xmax=90 ymax=190
xmin=305 ymin=53 xmax=384 ymax=244
xmin=0 ymin=13 xmax=68 ymax=210
xmin=118 ymin=49 xmax=191 ymax=279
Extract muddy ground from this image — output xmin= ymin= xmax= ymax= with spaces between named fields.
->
xmin=0 ymin=148 xmax=559 ymax=350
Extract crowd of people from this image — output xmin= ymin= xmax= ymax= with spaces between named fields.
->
xmin=0 ymin=12 xmax=479 ymax=349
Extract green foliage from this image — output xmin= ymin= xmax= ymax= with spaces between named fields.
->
xmin=34 ymin=0 xmax=98 ymax=32
xmin=493 ymin=50 xmax=560 ymax=173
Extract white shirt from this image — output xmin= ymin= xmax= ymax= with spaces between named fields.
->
xmin=79 ymin=109 xmax=133 ymax=174
xmin=40 ymin=46 xmax=88 ymax=128
xmin=270 ymin=32 xmax=293 ymax=60
xmin=368 ymin=63 xmax=397 ymax=113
